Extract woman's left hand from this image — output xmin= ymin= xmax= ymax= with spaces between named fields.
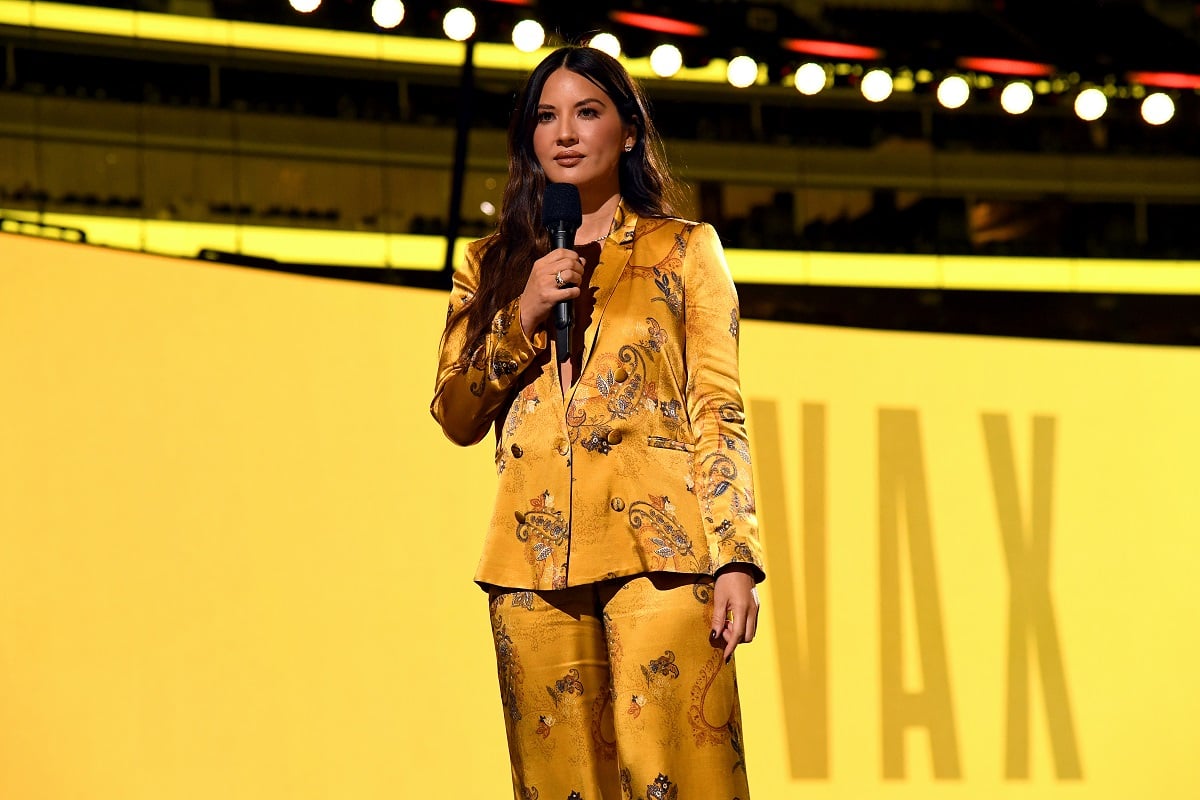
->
xmin=710 ymin=564 xmax=760 ymax=661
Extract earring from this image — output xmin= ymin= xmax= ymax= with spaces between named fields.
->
xmin=624 ymin=143 xmax=633 ymax=152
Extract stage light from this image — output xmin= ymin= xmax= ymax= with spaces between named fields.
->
xmin=1000 ymin=81 xmax=1034 ymax=114
xmin=1074 ymin=87 xmax=1107 ymax=121
xmin=727 ymin=56 xmax=758 ymax=88
xmin=610 ymin=11 xmax=706 ymax=37
xmin=1141 ymin=92 xmax=1175 ymax=125
xmin=588 ymin=32 xmax=622 ymax=59
xmin=649 ymin=44 xmax=683 ymax=78
xmin=289 ymin=0 xmax=321 ymax=13
xmin=782 ymin=39 xmax=883 ymax=61
xmin=936 ymin=75 xmax=969 ymax=108
xmin=794 ymin=62 xmax=827 ymax=95
xmin=442 ymin=7 xmax=476 ymax=41
xmin=957 ymin=57 xmax=1054 ymax=77
xmin=480 ymin=201 xmax=496 ymax=216
xmin=861 ymin=69 xmax=893 ymax=102
xmin=511 ymin=19 xmax=544 ymax=52
xmin=371 ymin=0 xmax=404 ymax=29
xmin=1127 ymin=71 xmax=1200 ymax=90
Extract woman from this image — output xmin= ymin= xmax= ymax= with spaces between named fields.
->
xmin=432 ymin=46 xmax=764 ymax=800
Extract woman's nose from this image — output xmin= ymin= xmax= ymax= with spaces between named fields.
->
xmin=555 ymin=120 xmax=577 ymax=146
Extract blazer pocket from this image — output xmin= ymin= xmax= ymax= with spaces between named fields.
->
xmin=646 ymin=436 xmax=694 ymax=453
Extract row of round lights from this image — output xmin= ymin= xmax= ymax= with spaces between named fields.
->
xmin=836 ymin=68 xmax=1178 ymax=125
xmin=289 ymin=0 xmax=478 ymax=40
xmin=288 ymin=1 xmax=1183 ymax=125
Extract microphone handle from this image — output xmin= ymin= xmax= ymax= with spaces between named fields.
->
xmin=548 ymin=225 xmax=576 ymax=364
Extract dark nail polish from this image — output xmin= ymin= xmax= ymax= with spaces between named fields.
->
xmin=725 ymin=655 xmax=731 ymax=664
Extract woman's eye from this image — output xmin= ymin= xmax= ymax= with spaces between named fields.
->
xmin=579 ymin=107 xmax=598 ymax=118
xmin=537 ymin=111 xmax=554 ymax=123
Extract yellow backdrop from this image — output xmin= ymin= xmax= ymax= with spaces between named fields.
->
xmin=2 ymin=233 xmax=1198 ymax=798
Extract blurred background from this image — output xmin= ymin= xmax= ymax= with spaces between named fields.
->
xmin=2 ymin=0 xmax=1199 ymax=339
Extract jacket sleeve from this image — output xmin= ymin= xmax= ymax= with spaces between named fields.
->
xmin=431 ymin=240 xmax=548 ymax=447
xmin=682 ymin=223 xmax=766 ymax=583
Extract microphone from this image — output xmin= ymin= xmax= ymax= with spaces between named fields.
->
xmin=542 ymin=183 xmax=582 ymax=364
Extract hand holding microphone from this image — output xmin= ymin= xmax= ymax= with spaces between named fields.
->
xmin=518 ymin=183 xmax=583 ymax=361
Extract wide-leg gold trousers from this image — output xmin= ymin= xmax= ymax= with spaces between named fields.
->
xmin=488 ymin=573 xmax=751 ymax=800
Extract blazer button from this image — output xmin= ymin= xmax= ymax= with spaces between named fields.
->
xmin=606 ymin=430 xmax=623 ymax=446
xmin=614 ymin=368 xmax=629 ymax=383
xmin=510 ymin=444 xmax=523 ymax=458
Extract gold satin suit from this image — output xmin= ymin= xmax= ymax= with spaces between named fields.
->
xmin=432 ymin=202 xmax=765 ymax=800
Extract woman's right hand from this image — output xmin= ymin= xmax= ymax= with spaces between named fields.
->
xmin=519 ymin=249 xmax=584 ymax=339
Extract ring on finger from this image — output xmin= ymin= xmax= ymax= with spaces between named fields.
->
xmin=554 ymin=270 xmax=565 ymax=289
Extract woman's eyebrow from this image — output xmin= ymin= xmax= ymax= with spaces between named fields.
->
xmin=537 ymin=98 xmax=607 ymax=110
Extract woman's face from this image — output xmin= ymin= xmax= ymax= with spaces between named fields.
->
xmin=533 ymin=67 xmax=635 ymax=200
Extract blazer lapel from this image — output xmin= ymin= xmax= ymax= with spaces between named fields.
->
xmin=569 ymin=202 xmax=638 ymax=403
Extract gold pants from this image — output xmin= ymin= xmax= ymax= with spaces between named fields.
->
xmin=488 ymin=573 xmax=751 ymax=800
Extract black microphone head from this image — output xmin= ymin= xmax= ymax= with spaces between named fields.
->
xmin=542 ymin=183 xmax=582 ymax=229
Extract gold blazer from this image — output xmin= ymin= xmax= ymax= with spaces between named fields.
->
xmin=432 ymin=202 xmax=764 ymax=591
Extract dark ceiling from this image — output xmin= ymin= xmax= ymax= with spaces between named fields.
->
xmin=52 ymin=1 xmax=1200 ymax=79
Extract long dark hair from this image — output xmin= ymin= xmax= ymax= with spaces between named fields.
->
xmin=461 ymin=45 xmax=684 ymax=358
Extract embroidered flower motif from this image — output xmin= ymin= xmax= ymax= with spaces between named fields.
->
xmin=729 ymin=307 xmax=740 ymax=338
xmin=641 ymin=317 xmax=667 ymax=352
xmin=529 ymin=491 xmax=554 ymax=511
xmin=491 ymin=350 xmax=518 ymax=378
xmin=535 ymin=714 xmax=555 ymax=738
xmin=651 ymin=268 xmax=684 ymax=318
xmin=647 ymin=773 xmax=677 ymax=800
xmin=554 ymin=668 xmax=585 ymax=696
xmin=581 ymin=430 xmax=612 ymax=455
xmin=649 ymin=494 xmax=675 ymax=515
xmin=648 ymin=650 xmax=680 ymax=679
xmin=628 ymin=694 xmax=647 ymax=718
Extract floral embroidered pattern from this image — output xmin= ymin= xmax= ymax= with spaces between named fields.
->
xmin=729 ymin=307 xmax=739 ymax=339
xmin=515 ymin=491 xmax=568 ymax=589
xmin=646 ymin=650 xmax=681 ymax=680
xmin=687 ymin=653 xmax=746 ymax=774
xmin=567 ymin=345 xmax=651 ymax=451
xmin=629 ymin=499 xmax=709 ymax=572
xmin=580 ymin=428 xmax=614 ymax=455
xmin=651 ymin=268 xmax=684 ymax=318
xmin=535 ymin=714 xmax=555 ymax=738
xmin=490 ymin=613 xmax=524 ymax=723
xmin=640 ymin=317 xmax=667 ymax=352
xmin=554 ymin=668 xmax=585 ymax=697
xmin=698 ymin=452 xmax=738 ymax=523
xmin=590 ymin=689 xmax=618 ymax=761
xmin=645 ymin=773 xmax=678 ymax=800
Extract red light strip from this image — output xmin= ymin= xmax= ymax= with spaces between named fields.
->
xmin=489 ymin=0 xmax=534 ymax=6
xmin=957 ymin=57 xmax=1054 ymax=77
xmin=1128 ymin=71 xmax=1200 ymax=89
xmin=782 ymin=38 xmax=883 ymax=61
xmin=609 ymin=11 xmax=707 ymax=37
